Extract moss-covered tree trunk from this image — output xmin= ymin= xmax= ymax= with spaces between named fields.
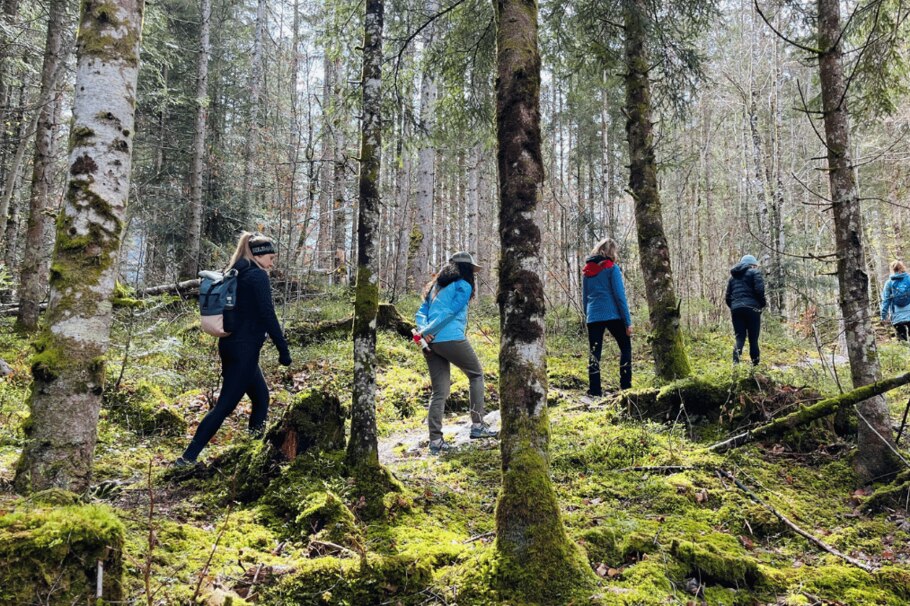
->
xmin=493 ymin=0 xmax=595 ymax=600
xmin=623 ymin=0 xmax=691 ymax=381
xmin=15 ymin=0 xmax=68 ymax=332
xmin=346 ymin=0 xmax=383 ymax=471
xmin=180 ymin=0 xmax=210 ymax=279
xmin=817 ymin=0 xmax=898 ymax=483
xmin=14 ymin=0 xmax=144 ymax=493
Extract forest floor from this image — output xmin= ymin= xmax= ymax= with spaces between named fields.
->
xmin=1 ymin=288 xmax=910 ymax=605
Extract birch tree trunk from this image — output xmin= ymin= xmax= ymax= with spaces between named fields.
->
xmin=817 ymin=0 xmax=899 ymax=483
xmin=14 ymin=0 xmax=143 ymax=493
xmin=331 ymin=58 xmax=347 ymax=284
xmin=181 ymin=0 xmax=210 ymax=279
xmin=16 ymin=0 xmax=68 ymax=331
xmin=623 ymin=0 xmax=691 ymax=381
xmin=492 ymin=0 xmax=594 ymax=599
xmin=317 ymin=48 xmax=334 ymax=272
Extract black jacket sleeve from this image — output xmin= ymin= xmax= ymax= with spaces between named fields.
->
xmin=749 ymin=269 xmax=767 ymax=309
xmin=250 ymin=269 xmax=290 ymax=355
xmin=725 ymin=278 xmax=733 ymax=308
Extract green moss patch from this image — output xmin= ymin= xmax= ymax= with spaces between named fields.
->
xmin=103 ymin=380 xmax=186 ymax=436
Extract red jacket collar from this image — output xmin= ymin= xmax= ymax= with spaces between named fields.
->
xmin=583 ymin=258 xmax=614 ymax=277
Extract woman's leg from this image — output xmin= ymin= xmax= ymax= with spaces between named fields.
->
xmin=183 ymin=346 xmax=249 ymax=460
xmin=587 ymin=321 xmax=608 ymax=396
xmin=246 ymin=362 xmax=270 ymax=435
xmin=424 ymin=349 xmax=451 ymax=442
xmin=431 ymin=340 xmax=485 ymax=424
xmin=731 ymin=309 xmax=748 ymax=363
xmin=605 ymin=320 xmax=632 ymax=389
xmin=746 ymin=309 xmax=762 ymax=365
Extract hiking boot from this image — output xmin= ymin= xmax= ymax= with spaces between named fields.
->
xmin=171 ymin=456 xmax=197 ymax=469
xmin=429 ymin=439 xmax=453 ymax=455
xmin=470 ymin=423 xmax=499 ymax=440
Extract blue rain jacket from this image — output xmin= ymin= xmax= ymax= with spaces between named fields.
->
xmin=880 ymin=272 xmax=910 ymax=324
xmin=415 ymin=279 xmax=472 ymax=343
xmin=582 ymin=255 xmax=632 ymax=327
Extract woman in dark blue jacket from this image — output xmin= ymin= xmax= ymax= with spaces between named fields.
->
xmin=725 ymin=254 xmax=766 ymax=365
xmin=582 ymin=237 xmax=633 ymax=395
xmin=174 ymin=232 xmax=292 ymax=467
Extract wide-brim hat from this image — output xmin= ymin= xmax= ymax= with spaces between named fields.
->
xmin=449 ymin=251 xmax=482 ymax=269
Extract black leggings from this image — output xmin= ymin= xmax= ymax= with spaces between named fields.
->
xmin=731 ymin=308 xmax=761 ymax=365
xmin=587 ymin=320 xmax=632 ymax=394
xmin=183 ymin=341 xmax=269 ymax=461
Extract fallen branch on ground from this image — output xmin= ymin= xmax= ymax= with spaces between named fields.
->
xmin=716 ymin=468 xmax=876 ymax=573
xmin=285 ymin=303 xmax=415 ymax=344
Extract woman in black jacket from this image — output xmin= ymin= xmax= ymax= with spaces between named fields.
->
xmin=174 ymin=232 xmax=292 ymax=467
xmin=725 ymin=254 xmax=767 ymax=366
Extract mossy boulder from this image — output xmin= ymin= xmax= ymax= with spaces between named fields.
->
xmin=297 ymin=491 xmax=362 ymax=548
xmin=0 ymin=504 xmax=125 ymax=604
xmin=103 ymin=380 xmax=186 ymax=436
xmin=671 ymin=537 xmax=763 ymax=587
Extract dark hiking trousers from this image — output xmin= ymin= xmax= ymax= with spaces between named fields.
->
xmin=731 ymin=307 xmax=762 ymax=365
xmin=587 ymin=319 xmax=632 ymax=395
xmin=894 ymin=322 xmax=910 ymax=341
xmin=183 ymin=340 xmax=269 ymax=461
xmin=424 ymin=339 xmax=485 ymax=442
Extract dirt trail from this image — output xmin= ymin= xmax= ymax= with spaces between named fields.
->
xmin=378 ymin=410 xmax=501 ymax=464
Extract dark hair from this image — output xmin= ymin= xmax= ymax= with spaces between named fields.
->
xmin=424 ymin=262 xmax=476 ymax=299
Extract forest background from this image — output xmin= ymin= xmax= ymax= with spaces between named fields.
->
xmin=2 ymin=0 xmax=910 ymax=603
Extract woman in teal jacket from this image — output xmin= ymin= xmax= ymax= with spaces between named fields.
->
xmin=415 ymin=252 xmax=498 ymax=454
xmin=881 ymin=260 xmax=910 ymax=341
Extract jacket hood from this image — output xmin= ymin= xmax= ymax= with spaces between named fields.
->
xmin=730 ymin=261 xmax=755 ymax=277
xmin=890 ymin=272 xmax=909 ymax=282
xmin=584 ymin=255 xmax=615 ymax=277
xmin=232 ymin=258 xmax=257 ymax=273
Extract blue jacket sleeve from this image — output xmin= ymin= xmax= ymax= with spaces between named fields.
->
xmin=251 ymin=270 xmax=289 ymax=355
xmin=881 ymin=281 xmax=892 ymax=320
xmin=415 ymin=296 xmax=431 ymax=331
xmin=422 ymin=281 xmax=471 ymax=336
xmin=612 ymin=267 xmax=632 ymax=327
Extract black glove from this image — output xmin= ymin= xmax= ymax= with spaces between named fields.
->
xmin=279 ymin=350 xmax=292 ymax=366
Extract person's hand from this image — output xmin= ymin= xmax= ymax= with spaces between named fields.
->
xmin=626 ymin=325 xmax=633 ymax=337
xmin=423 ymin=333 xmax=435 ymax=343
xmin=279 ymin=351 xmax=293 ymax=366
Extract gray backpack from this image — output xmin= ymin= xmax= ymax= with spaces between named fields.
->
xmin=198 ymin=269 xmax=238 ymax=337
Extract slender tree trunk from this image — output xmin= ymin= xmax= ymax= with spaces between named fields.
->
xmin=410 ymin=0 xmax=438 ymax=290
xmin=241 ymin=0 xmax=266 ymax=216
xmin=331 ymin=56 xmax=347 ymax=284
xmin=181 ymin=0 xmax=211 ymax=279
xmin=16 ymin=0 xmax=68 ymax=331
xmin=817 ymin=0 xmax=898 ymax=483
xmin=492 ymin=0 xmax=594 ymax=599
xmin=347 ymin=0 xmax=397 ymax=515
xmin=623 ymin=0 xmax=691 ymax=380
xmin=14 ymin=0 xmax=143 ymax=493
xmin=317 ymin=49 xmax=334 ymax=272
xmin=467 ymin=143 xmax=480 ymax=256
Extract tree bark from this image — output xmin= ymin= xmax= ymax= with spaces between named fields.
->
xmin=14 ymin=0 xmax=144 ymax=493
xmin=317 ymin=46 xmax=334 ymax=272
xmin=331 ymin=57 xmax=347 ymax=284
xmin=817 ymin=0 xmax=899 ymax=483
xmin=492 ymin=0 xmax=594 ymax=600
xmin=181 ymin=0 xmax=211 ymax=280
xmin=410 ymin=0 xmax=439 ymax=291
xmin=623 ymin=0 xmax=691 ymax=381
xmin=347 ymin=0 xmax=383 ymax=471
xmin=241 ymin=0 xmax=265 ymax=218
xmin=16 ymin=0 xmax=69 ymax=331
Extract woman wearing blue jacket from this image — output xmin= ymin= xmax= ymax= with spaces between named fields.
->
xmin=881 ymin=261 xmax=910 ymax=341
xmin=415 ymin=252 xmax=497 ymax=454
xmin=582 ymin=237 xmax=633 ymax=395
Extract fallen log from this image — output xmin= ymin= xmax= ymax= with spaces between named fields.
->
xmin=709 ymin=372 xmax=910 ymax=453
xmin=140 ymin=278 xmax=201 ymax=297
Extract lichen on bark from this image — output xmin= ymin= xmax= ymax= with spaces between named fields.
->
xmin=14 ymin=0 xmax=144 ymax=494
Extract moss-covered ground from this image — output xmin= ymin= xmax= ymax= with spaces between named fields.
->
xmin=0 ymin=288 xmax=909 ymax=604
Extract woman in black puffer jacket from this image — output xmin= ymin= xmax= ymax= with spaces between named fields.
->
xmin=174 ymin=232 xmax=292 ymax=467
xmin=725 ymin=254 xmax=767 ymax=366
